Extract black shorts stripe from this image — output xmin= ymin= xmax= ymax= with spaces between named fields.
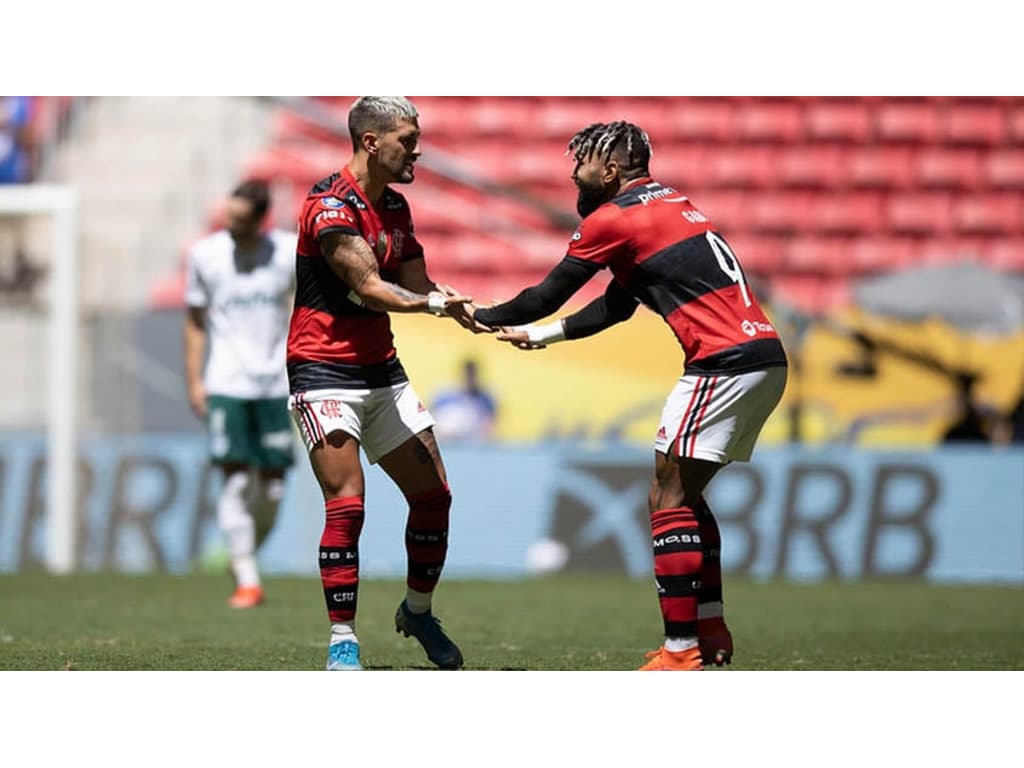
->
xmin=679 ymin=377 xmax=712 ymax=452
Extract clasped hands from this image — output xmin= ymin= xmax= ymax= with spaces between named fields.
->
xmin=434 ymin=284 xmax=548 ymax=350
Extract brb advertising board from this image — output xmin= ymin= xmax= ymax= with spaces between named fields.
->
xmin=0 ymin=434 xmax=1021 ymax=583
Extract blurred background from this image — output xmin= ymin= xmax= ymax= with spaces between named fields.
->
xmin=1 ymin=95 xmax=1022 ymax=584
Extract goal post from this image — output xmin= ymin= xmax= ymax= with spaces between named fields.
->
xmin=0 ymin=184 xmax=78 ymax=573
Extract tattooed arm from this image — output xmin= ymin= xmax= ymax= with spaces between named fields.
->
xmin=320 ymin=232 xmax=470 ymax=315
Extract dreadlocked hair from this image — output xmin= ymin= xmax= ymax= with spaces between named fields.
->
xmin=567 ymin=121 xmax=652 ymax=175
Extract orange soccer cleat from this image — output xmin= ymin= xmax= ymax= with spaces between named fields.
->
xmin=637 ymin=646 xmax=703 ymax=671
xmin=699 ymin=618 xmax=733 ymax=667
xmin=228 ymin=585 xmax=265 ymax=609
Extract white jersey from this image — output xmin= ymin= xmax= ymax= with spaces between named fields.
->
xmin=185 ymin=229 xmax=297 ymax=399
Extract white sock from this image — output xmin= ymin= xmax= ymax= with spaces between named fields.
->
xmin=217 ymin=470 xmax=260 ymax=588
xmin=253 ymin=475 xmax=284 ymax=549
xmin=330 ymin=622 xmax=358 ymax=645
xmin=232 ymin=554 xmax=260 ymax=588
xmin=664 ymin=636 xmax=698 ymax=652
xmin=404 ymin=588 xmax=433 ymax=614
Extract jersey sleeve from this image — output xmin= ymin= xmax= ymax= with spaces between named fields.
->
xmin=183 ymin=244 xmax=207 ymax=308
xmin=308 ymin=196 xmax=361 ymax=242
xmin=566 ymin=205 xmax=629 ymax=267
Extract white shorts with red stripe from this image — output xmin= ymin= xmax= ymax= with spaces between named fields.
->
xmin=288 ymin=383 xmax=435 ymax=465
xmin=654 ymin=367 xmax=787 ymax=463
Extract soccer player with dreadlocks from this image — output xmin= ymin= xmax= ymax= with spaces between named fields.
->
xmin=474 ymin=121 xmax=788 ymax=671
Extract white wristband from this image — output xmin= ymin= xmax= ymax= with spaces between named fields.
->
xmin=427 ymin=291 xmax=447 ymax=316
xmin=522 ymin=321 xmax=566 ymax=345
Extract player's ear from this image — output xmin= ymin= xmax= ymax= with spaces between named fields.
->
xmin=603 ymin=159 xmax=620 ymax=185
xmin=361 ymin=131 xmax=379 ymax=155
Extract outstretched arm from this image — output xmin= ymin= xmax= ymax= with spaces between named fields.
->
xmin=321 ymin=231 xmax=469 ymax=315
xmin=473 ymin=257 xmax=601 ymax=327
xmin=398 ymin=256 xmax=493 ymax=333
xmin=498 ymin=278 xmax=639 ymax=350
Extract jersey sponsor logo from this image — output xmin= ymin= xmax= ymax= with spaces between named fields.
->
xmin=681 ymin=209 xmax=708 ymax=223
xmin=345 ymin=193 xmax=367 ymax=210
xmin=319 ymin=399 xmax=343 ymax=418
xmin=571 ymin=230 xmax=582 ymax=241
xmin=741 ymin=319 xmax=775 ymax=337
xmin=320 ymin=196 xmax=346 ymax=209
xmin=315 ymin=209 xmax=355 ymax=225
xmin=638 ymin=186 xmax=678 ymax=206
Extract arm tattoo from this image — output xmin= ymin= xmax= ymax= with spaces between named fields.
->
xmin=323 ymin=233 xmax=380 ymax=291
xmin=385 ymin=283 xmax=424 ymax=302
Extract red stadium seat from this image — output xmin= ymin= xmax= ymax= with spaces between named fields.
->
xmin=690 ymin=191 xmax=749 ymax=234
xmin=915 ymin=237 xmax=991 ymax=266
xmin=886 ymin=193 xmax=954 ymax=235
xmin=984 ymin=150 xmax=1024 ymax=189
xmin=748 ymin=192 xmax=812 ymax=234
xmin=727 ymin=234 xmax=785 ymax=275
xmin=849 ymin=237 xmax=919 ymax=274
xmin=953 ymin=194 xmax=1023 ymax=235
xmin=1008 ymin=104 xmax=1024 ymax=145
xmin=942 ymin=103 xmax=1006 ymax=146
xmin=735 ymin=100 xmax=805 ymax=143
xmin=805 ymin=100 xmax=873 ymax=143
xmin=913 ymin=149 xmax=983 ymax=190
xmin=986 ymin=239 xmax=1024 ymax=271
xmin=415 ymin=96 xmax=477 ymax=139
xmin=702 ymin=146 xmax=777 ymax=188
xmin=784 ymin=237 xmax=855 ymax=276
xmin=535 ymin=98 xmax=609 ymax=140
xmin=814 ymin=193 xmax=884 ymax=235
xmin=649 ymin=145 xmax=711 ymax=189
xmin=664 ymin=99 xmax=738 ymax=142
xmin=769 ymin=274 xmax=833 ymax=315
xmin=876 ymin=101 xmax=941 ymax=143
xmin=776 ymin=145 xmax=850 ymax=188
xmin=848 ymin=147 xmax=915 ymax=189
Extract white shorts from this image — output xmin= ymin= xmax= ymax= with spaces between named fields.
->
xmin=653 ymin=367 xmax=788 ymax=464
xmin=288 ymin=383 xmax=435 ymax=465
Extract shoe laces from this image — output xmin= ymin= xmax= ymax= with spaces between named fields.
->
xmin=330 ymin=641 xmax=359 ymax=664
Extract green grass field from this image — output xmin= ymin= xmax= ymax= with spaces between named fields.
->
xmin=1 ymin=573 xmax=1022 ymax=670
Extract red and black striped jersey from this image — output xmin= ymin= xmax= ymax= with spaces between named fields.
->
xmin=287 ymin=167 xmax=425 ymax=390
xmin=567 ymin=177 xmax=787 ymax=374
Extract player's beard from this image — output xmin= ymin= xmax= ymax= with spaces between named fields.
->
xmin=575 ymin=180 xmax=606 ymax=218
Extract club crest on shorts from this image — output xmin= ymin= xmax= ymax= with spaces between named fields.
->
xmin=320 ymin=400 xmax=342 ymax=418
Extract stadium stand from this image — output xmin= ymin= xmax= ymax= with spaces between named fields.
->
xmin=155 ymin=97 xmax=1024 ymax=318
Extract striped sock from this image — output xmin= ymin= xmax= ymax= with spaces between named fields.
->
xmin=696 ymin=497 xmax=725 ymax=623
xmin=320 ymin=496 xmax=364 ymax=624
xmin=650 ymin=506 xmax=703 ymax=641
xmin=404 ymin=484 xmax=451 ymax=612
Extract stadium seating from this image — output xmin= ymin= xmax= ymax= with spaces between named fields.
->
xmin=165 ymin=97 xmax=1024 ymax=318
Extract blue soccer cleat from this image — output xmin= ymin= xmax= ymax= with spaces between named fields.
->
xmin=326 ymin=639 xmax=363 ymax=671
xmin=394 ymin=601 xmax=464 ymax=670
